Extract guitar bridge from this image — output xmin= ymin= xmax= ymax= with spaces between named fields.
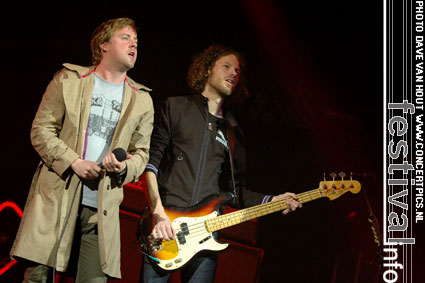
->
xmin=147 ymin=235 xmax=163 ymax=251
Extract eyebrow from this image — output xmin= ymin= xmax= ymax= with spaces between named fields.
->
xmin=121 ymin=33 xmax=138 ymax=41
xmin=224 ymin=61 xmax=239 ymax=66
xmin=223 ymin=61 xmax=240 ymax=71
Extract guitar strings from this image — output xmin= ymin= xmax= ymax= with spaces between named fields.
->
xmin=181 ymin=189 xmax=320 ymax=234
xmin=156 ymin=189 xmax=323 ymax=249
xmin=170 ymin=189 xmax=321 ymax=237
xmin=206 ymin=189 xmax=321 ymax=231
xmin=154 ymin=183 xmax=357 ymax=250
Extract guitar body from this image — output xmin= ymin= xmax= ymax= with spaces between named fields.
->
xmin=140 ymin=193 xmax=233 ymax=271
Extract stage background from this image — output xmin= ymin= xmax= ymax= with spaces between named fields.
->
xmin=2 ymin=1 xmax=421 ymax=282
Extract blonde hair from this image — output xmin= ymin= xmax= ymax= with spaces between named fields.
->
xmin=90 ymin=17 xmax=137 ymax=65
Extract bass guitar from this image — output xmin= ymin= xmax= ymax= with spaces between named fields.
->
xmin=138 ymin=174 xmax=361 ymax=271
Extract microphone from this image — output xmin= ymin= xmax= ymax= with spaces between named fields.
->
xmin=98 ymin=148 xmax=127 ymax=168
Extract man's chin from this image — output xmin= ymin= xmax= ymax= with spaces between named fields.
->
xmin=124 ymin=59 xmax=136 ymax=70
xmin=220 ymin=87 xmax=233 ymax=96
xmin=224 ymin=90 xmax=233 ymax=96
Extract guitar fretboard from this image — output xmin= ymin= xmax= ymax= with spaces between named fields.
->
xmin=205 ymin=189 xmax=322 ymax=232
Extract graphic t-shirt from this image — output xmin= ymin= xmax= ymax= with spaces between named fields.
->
xmin=81 ymin=73 xmax=124 ymax=208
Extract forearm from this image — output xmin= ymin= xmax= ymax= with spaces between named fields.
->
xmin=144 ymin=171 xmax=176 ymax=240
xmin=145 ymin=171 xmax=166 ymax=215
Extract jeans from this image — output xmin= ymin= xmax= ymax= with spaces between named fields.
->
xmin=142 ymin=253 xmax=217 ymax=283
xmin=23 ymin=263 xmax=52 ymax=283
xmin=74 ymin=206 xmax=107 ymax=283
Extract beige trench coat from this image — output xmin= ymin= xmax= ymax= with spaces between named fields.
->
xmin=10 ymin=64 xmax=154 ymax=279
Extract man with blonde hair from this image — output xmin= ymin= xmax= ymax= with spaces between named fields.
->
xmin=11 ymin=17 xmax=154 ymax=282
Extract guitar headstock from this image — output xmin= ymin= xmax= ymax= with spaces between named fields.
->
xmin=319 ymin=172 xmax=361 ymax=200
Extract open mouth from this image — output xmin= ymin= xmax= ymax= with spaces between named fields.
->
xmin=225 ymin=79 xmax=235 ymax=87
xmin=128 ymin=51 xmax=135 ymax=58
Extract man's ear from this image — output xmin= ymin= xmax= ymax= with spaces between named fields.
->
xmin=100 ymin=42 xmax=108 ymax=53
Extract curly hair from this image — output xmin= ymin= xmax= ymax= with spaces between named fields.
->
xmin=187 ymin=45 xmax=249 ymax=103
xmin=90 ymin=17 xmax=137 ymax=65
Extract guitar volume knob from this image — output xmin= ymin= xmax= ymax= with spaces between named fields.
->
xmin=165 ymin=263 xmax=173 ymax=268
xmin=175 ymin=258 xmax=183 ymax=264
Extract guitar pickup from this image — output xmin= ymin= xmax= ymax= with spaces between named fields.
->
xmin=180 ymin=223 xmax=189 ymax=234
xmin=176 ymin=232 xmax=186 ymax=245
xmin=176 ymin=222 xmax=190 ymax=245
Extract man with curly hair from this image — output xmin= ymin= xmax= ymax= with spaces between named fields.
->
xmin=142 ymin=45 xmax=301 ymax=282
xmin=11 ymin=17 xmax=154 ymax=282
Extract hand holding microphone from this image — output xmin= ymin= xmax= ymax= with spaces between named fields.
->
xmin=100 ymin=148 xmax=132 ymax=173
xmin=71 ymin=148 xmax=130 ymax=180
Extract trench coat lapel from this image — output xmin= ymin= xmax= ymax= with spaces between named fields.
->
xmin=110 ymin=81 xmax=132 ymax=150
xmin=60 ymin=72 xmax=94 ymax=156
xmin=78 ymin=75 xmax=94 ymax=155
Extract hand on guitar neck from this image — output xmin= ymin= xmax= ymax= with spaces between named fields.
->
xmin=271 ymin=192 xmax=303 ymax=214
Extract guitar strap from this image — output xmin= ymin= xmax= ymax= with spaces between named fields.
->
xmin=227 ymin=122 xmax=238 ymax=201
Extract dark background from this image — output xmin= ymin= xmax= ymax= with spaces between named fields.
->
xmin=1 ymin=0 xmax=412 ymax=282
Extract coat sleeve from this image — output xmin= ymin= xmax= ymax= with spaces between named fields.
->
xmin=30 ymin=70 xmax=80 ymax=178
xmin=144 ymin=98 xmax=172 ymax=175
xmin=122 ymin=94 xmax=155 ymax=184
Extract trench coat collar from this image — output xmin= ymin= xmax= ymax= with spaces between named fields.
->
xmin=62 ymin=63 xmax=152 ymax=153
xmin=62 ymin=63 xmax=152 ymax=92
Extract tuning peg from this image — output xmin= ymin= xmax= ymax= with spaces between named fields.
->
xmin=323 ymin=172 xmax=326 ymax=181
xmin=350 ymin=172 xmax=353 ymax=181
xmin=338 ymin=172 xmax=346 ymax=181
xmin=330 ymin=172 xmax=337 ymax=181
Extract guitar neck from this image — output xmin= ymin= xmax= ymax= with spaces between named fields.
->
xmin=205 ymin=188 xmax=323 ymax=232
